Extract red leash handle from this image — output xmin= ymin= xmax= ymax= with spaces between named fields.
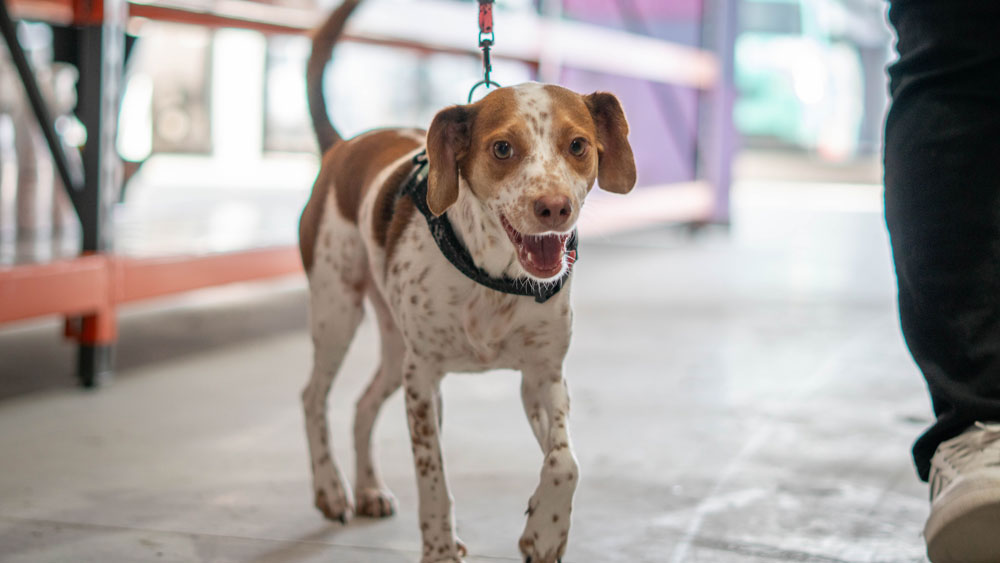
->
xmin=478 ymin=0 xmax=494 ymax=35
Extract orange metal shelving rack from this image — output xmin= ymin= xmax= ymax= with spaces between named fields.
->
xmin=1 ymin=0 xmax=316 ymax=386
xmin=1 ymin=0 xmax=538 ymax=387
xmin=1 ymin=0 xmax=733 ymax=387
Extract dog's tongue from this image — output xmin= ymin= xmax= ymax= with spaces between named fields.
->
xmin=525 ymin=235 xmax=563 ymax=268
xmin=500 ymin=215 xmax=571 ymax=279
xmin=519 ymin=234 xmax=566 ymax=275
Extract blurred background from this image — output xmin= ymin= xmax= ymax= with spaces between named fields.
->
xmin=1 ymin=0 xmax=892 ymax=264
xmin=1 ymin=1 xmax=935 ymax=562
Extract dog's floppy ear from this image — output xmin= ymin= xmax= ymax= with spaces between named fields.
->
xmin=426 ymin=104 xmax=475 ymax=216
xmin=584 ymin=92 xmax=637 ymax=194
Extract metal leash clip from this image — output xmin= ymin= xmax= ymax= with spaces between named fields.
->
xmin=468 ymin=0 xmax=501 ymax=102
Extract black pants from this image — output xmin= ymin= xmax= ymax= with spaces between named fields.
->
xmin=884 ymin=0 xmax=1000 ymax=481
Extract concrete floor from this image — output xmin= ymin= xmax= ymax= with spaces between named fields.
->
xmin=0 ymin=180 xmax=933 ymax=562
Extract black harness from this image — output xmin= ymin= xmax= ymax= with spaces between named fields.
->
xmin=401 ymin=150 xmax=577 ymax=304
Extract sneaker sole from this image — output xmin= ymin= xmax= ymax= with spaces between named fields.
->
xmin=925 ymin=475 xmax=1000 ymax=563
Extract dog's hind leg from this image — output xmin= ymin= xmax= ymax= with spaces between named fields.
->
xmin=353 ymin=285 xmax=404 ymax=518
xmin=302 ymin=211 xmax=368 ymax=524
xmin=404 ymin=358 xmax=469 ymax=563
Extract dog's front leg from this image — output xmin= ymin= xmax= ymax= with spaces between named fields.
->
xmin=519 ymin=370 xmax=578 ymax=563
xmin=404 ymin=358 xmax=466 ymax=563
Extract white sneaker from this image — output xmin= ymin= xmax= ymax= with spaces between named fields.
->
xmin=925 ymin=422 xmax=1000 ymax=563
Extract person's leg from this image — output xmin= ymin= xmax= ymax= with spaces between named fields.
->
xmin=884 ymin=0 xmax=1000 ymax=482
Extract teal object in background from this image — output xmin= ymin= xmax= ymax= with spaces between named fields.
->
xmin=735 ymin=0 xmax=866 ymax=159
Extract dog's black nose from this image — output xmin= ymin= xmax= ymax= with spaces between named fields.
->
xmin=533 ymin=195 xmax=572 ymax=229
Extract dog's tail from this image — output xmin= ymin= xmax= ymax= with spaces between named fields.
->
xmin=307 ymin=0 xmax=361 ymax=154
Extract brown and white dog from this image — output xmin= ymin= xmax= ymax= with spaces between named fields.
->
xmin=299 ymin=2 xmax=636 ymax=561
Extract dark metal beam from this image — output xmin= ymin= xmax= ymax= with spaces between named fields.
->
xmin=73 ymin=0 xmax=126 ymax=386
xmin=0 ymin=0 xmax=85 ymax=216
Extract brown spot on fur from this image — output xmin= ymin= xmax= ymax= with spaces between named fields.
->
xmin=415 ymin=400 xmax=430 ymax=420
xmin=298 ymin=159 xmax=335 ymax=274
xmin=299 ymin=129 xmax=421 ymax=272
xmin=385 ymin=196 xmax=417 ymax=266
xmin=431 ymin=88 xmax=525 ymax=205
xmin=373 ymin=155 xmax=418 ymax=242
xmin=334 ymin=130 xmax=421 ymax=224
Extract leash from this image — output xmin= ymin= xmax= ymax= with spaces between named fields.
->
xmin=404 ymin=151 xmax=577 ymax=304
xmin=468 ymin=0 xmax=501 ymax=102
xmin=413 ymin=3 xmax=572 ymax=302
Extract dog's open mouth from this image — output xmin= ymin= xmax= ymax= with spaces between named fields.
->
xmin=500 ymin=215 xmax=571 ymax=280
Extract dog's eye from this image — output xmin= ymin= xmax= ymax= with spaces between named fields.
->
xmin=493 ymin=141 xmax=512 ymax=160
xmin=569 ymin=137 xmax=587 ymax=156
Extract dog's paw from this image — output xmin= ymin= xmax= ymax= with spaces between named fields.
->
xmin=312 ymin=464 xmax=354 ymax=523
xmin=314 ymin=487 xmax=354 ymax=523
xmin=519 ymin=519 xmax=568 ymax=563
xmin=419 ymin=553 xmax=465 ymax=563
xmin=419 ymin=556 xmax=465 ymax=563
xmin=355 ymin=487 xmax=396 ymax=518
xmin=419 ymin=537 xmax=467 ymax=563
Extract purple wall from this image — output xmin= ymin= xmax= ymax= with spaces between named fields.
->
xmin=558 ymin=0 xmax=706 ymax=189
